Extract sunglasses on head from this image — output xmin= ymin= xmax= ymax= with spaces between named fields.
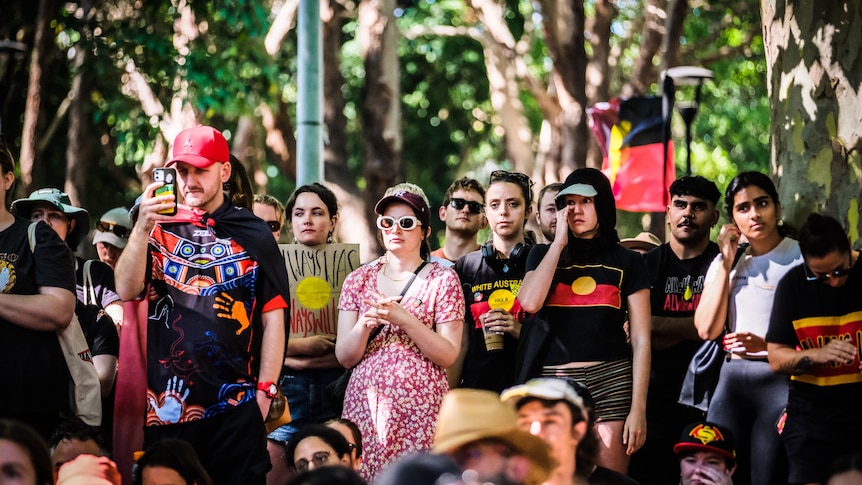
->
xmin=450 ymin=198 xmax=483 ymax=215
xmin=96 ymin=220 xmax=130 ymax=239
xmin=490 ymin=170 xmax=532 ymax=186
xmin=803 ymin=256 xmax=854 ymax=282
xmin=377 ymin=215 xmax=420 ymax=231
xmin=265 ymin=220 xmax=282 ymax=232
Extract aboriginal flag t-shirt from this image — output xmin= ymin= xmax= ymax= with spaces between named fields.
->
xmin=526 ymin=244 xmax=650 ymax=365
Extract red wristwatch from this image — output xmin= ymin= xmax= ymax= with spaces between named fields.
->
xmin=257 ymin=381 xmax=278 ymax=399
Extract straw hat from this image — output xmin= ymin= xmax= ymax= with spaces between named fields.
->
xmin=433 ymin=389 xmax=554 ymax=485
xmin=619 ymin=231 xmax=661 ymax=252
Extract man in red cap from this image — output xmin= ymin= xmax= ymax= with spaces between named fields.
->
xmin=674 ymin=421 xmax=737 ymax=485
xmin=115 ymin=125 xmax=291 ymax=484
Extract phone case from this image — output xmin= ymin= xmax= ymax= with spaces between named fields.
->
xmin=153 ymin=168 xmax=177 ymax=216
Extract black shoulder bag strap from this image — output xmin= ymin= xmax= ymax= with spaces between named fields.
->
xmin=367 ymin=261 xmax=429 ymax=343
xmin=722 ymin=244 xmax=749 ymax=359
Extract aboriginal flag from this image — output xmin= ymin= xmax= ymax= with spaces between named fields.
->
xmin=546 ymin=264 xmax=624 ymax=309
xmin=588 ymin=96 xmax=675 ymax=212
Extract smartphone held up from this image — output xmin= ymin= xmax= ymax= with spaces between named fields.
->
xmin=153 ymin=167 xmax=178 ymax=216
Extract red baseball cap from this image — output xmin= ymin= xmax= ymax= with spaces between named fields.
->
xmin=168 ymin=125 xmax=230 ymax=168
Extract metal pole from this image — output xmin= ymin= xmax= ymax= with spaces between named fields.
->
xmin=296 ymin=0 xmax=323 ymax=186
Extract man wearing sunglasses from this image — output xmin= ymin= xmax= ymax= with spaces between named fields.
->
xmin=431 ymin=177 xmax=488 ymax=267
xmin=767 ymin=212 xmax=862 ymax=485
xmin=93 ymin=207 xmax=132 ymax=270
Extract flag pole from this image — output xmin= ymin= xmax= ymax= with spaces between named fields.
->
xmin=661 ymin=74 xmax=675 ymax=207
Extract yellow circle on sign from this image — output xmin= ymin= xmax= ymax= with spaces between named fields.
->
xmin=571 ymin=276 xmax=597 ymax=295
xmin=488 ymin=289 xmax=515 ymax=312
xmin=296 ymin=276 xmax=332 ymax=310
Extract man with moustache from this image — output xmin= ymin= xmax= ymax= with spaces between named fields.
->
xmin=115 ymin=126 xmax=290 ymax=484
xmin=628 ymin=175 xmax=721 ymax=485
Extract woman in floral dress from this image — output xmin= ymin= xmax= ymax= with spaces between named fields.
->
xmin=335 ymin=190 xmax=464 ymax=481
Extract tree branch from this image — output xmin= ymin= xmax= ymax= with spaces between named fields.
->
xmin=265 ymin=0 xmax=301 ymax=55
xmin=121 ymin=60 xmax=165 ymax=118
xmin=403 ymin=25 xmax=477 ymax=40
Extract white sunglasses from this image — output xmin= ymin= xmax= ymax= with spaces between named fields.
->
xmin=377 ymin=215 xmax=420 ymax=231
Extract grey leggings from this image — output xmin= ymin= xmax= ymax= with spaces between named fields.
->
xmin=706 ymin=358 xmax=788 ymax=485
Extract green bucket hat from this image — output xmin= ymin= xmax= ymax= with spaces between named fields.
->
xmin=12 ymin=188 xmax=90 ymax=248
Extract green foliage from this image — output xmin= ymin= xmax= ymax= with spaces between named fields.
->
xmin=396 ymin=0 xmax=495 ymax=226
xmin=2 ymin=0 xmax=771 ymax=237
xmin=683 ymin=1 xmax=770 ymax=200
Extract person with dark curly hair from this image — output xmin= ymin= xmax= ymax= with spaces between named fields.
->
xmin=285 ymin=425 xmax=357 ymax=473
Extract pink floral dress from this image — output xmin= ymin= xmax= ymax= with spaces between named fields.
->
xmin=338 ymin=260 xmax=465 ymax=481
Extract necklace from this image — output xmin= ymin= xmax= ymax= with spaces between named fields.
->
xmin=382 ymin=262 xmax=413 ymax=282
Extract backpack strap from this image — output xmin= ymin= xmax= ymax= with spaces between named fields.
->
xmin=83 ymin=259 xmax=96 ymax=306
xmin=27 ymin=222 xmax=38 ymax=253
xmin=723 ymin=244 xmax=749 ymax=335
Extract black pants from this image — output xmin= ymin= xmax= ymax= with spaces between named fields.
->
xmin=144 ymin=400 xmax=269 ymax=485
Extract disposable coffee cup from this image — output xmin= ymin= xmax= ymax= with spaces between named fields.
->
xmin=483 ymin=289 xmax=516 ymax=352
xmin=481 ymin=315 xmax=504 ymax=351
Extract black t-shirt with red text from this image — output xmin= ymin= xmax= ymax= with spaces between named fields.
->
xmin=645 ymin=242 xmax=719 ymax=398
xmin=454 ymin=249 xmax=527 ymax=393
xmin=768 ymin=261 xmax=862 ymax=414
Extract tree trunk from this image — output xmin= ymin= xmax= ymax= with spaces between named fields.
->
xmin=469 ymin=0 xmax=535 ymax=174
xmin=259 ymin=100 xmax=297 ymax=182
xmin=19 ymin=0 xmax=59 ymax=195
xmin=660 ymin=0 xmax=688 ymax=71
xmin=626 ymin=0 xmax=665 ymax=96
xmin=762 ymin=1 xmax=862 ymax=235
xmin=359 ymin=0 xmax=401 ymax=257
xmin=538 ymin=0 xmax=589 ymax=173
xmin=585 ymin=0 xmax=616 ymax=169
xmin=65 ymin=46 xmax=92 ymax=208
xmin=65 ymin=0 xmax=97 ymax=207
xmin=586 ymin=0 xmax=614 ymax=104
xmin=323 ymin=0 xmax=375 ymax=259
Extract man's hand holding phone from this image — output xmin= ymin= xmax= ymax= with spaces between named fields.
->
xmin=135 ymin=168 xmax=179 ymax=233
xmin=153 ymin=168 xmax=178 ymax=216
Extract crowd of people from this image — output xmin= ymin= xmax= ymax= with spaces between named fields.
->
xmin=1 ymin=125 xmax=861 ymax=485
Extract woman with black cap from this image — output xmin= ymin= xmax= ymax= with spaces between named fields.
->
xmin=519 ymin=168 xmax=651 ymax=474
xmin=335 ymin=189 xmax=465 ymax=482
